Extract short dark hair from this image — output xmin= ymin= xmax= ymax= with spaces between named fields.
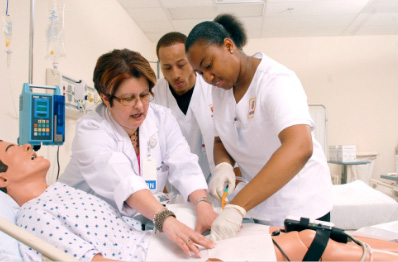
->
xmin=93 ymin=49 xmax=156 ymax=107
xmin=0 ymin=160 xmax=7 ymax=173
xmin=0 ymin=159 xmax=7 ymax=193
xmin=186 ymin=13 xmax=247 ymax=52
xmin=0 ymin=140 xmax=8 ymax=174
xmin=0 ymin=140 xmax=8 ymax=193
xmin=156 ymin=32 xmax=187 ymax=58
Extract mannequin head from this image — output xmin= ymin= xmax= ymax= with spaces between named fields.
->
xmin=0 ymin=141 xmax=50 ymax=205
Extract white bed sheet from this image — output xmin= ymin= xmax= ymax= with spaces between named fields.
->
xmin=352 ymin=220 xmax=398 ymax=241
xmin=146 ymin=204 xmax=276 ymax=262
xmin=331 ymin=180 xmax=398 ymax=230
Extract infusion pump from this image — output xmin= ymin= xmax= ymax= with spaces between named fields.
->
xmin=18 ymin=83 xmax=65 ymax=151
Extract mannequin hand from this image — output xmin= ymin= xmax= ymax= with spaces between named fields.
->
xmin=209 ymin=162 xmax=236 ymax=201
xmin=209 ymin=204 xmax=246 ymax=241
xmin=162 ymin=216 xmax=216 ymax=257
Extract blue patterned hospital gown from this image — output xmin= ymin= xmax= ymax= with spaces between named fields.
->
xmin=17 ymin=182 xmax=151 ymax=261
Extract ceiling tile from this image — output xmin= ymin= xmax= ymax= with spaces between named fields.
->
xmin=215 ymin=0 xmax=265 ymax=3
xmin=169 ymin=3 xmax=264 ymax=20
xmin=215 ymin=3 xmax=264 ymax=17
xmin=135 ymin=20 xmax=174 ymax=33
xmin=168 ymin=6 xmax=216 ymax=20
xmin=353 ymin=25 xmax=398 ymax=35
xmin=362 ymin=0 xmax=398 ymax=13
xmin=118 ymin=0 xmax=160 ymax=9
xmin=160 ymin=0 xmax=214 ymax=8
xmin=344 ymin=13 xmax=398 ymax=35
xmin=241 ymin=16 xmax=263 ymax=28
xmin=118 ymin=0 xmax=398 ymax=41
xmin=265 ymin=0 xmax=369 ymax=16
xmin=263 ymin=15 xmax=356 ymax=28
xmin=146 ymin=32 xmax=166 ymax=43
xmin=353 ymin=13 xmax=398 ymax=26
xmin=262 ymin=25 xmax=345 ymax=38
xmin=173 ymin=19 xmax=207 ymax=35
xmin=127 ymin=7 xmax=169 ymax=21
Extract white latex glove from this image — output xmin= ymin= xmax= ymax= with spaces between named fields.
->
xmin=209 ymin=162 xmax=236 ymax=201
xmin=209 ymin=204 xmax=246 ymax=241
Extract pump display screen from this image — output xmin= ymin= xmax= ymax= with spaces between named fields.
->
xmin=31 ymin=96 xmax=52 ymax=141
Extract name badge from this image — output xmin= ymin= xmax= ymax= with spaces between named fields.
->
xmin=248 ymin=97 xmax=256 ymax=118
xmin=142 ymin=158 xmax=157 ymax=191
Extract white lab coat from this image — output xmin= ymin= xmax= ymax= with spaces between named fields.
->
xmin=213 ymin=52 xmax=333 ymax=226
xmin=59 ymin=103 xmax=208 ymax=216
xmin=152 ymin=74 xmax=215 ymax=180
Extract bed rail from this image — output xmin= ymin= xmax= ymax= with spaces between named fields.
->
xmin=0 ymin=216 xmax=77 ymax=261
xmin=369 ymin=179 xmax=398 ymax=201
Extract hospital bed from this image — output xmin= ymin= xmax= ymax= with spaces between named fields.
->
xmin=308 ymin=104 xmax=398 ymax=230
xmin=331 ymin=180 xmax=398 ymax=230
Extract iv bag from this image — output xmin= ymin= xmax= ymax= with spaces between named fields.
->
xmin=3 ymin=15 xmax=12 ymax=66
xmin=3 ymin=15 xmax=12 ymax=48
xmin=46 ymin=0 xmax=66 ymax=63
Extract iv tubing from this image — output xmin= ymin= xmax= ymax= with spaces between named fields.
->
xmin=6 ymin=0 xmax=9 ymax=15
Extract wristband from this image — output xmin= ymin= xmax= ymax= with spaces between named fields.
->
xmin=195 ymin=197 xmax=211 ymax=207
xmin=235 ymin=176 xmax=245 ymax=182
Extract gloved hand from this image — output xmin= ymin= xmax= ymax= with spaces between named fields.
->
xmin=209 ymin=204 xmax=246 ymax=241
xmin=209 ymin=162 xmax=236 ymax=201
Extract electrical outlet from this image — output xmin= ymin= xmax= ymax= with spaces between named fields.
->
xmin=46 ymin=68 xmax=62 ymax=86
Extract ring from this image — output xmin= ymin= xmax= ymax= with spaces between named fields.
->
xmin=186 ymin=238 xmax=192 ymax=245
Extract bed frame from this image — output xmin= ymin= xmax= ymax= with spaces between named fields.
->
xmin=370 ymin=179 xmax=398 ymax=202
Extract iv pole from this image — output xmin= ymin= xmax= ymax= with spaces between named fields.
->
xmin=29 ymin=0 xmax=34 ymax=84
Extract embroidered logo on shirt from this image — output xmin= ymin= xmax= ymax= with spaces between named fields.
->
xmin=209 ymin=104 xmax=214 ymax=120
xmin=248 ymin=97 xmax=256 ymax=118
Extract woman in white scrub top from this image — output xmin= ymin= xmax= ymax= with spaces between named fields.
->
xmin=60 ymin=49 xmax=216 ymax=257
xmin=186 ymin=14 xmax=333 ymax=241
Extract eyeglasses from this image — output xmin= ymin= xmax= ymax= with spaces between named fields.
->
xmin=112 ymin=92 xmax=152 ymax=106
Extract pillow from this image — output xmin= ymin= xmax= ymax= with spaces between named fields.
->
xmin=0 ymin=191 xmax=22 ymax=260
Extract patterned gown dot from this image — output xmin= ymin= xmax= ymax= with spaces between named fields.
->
xmin=17 ymin=182 xmax=151 ymax=261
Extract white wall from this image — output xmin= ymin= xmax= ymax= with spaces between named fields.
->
xmin=0 ymin=0 xmax=155 ymax=182
xmin=245 ymin=36 xmax=398 ymax=179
